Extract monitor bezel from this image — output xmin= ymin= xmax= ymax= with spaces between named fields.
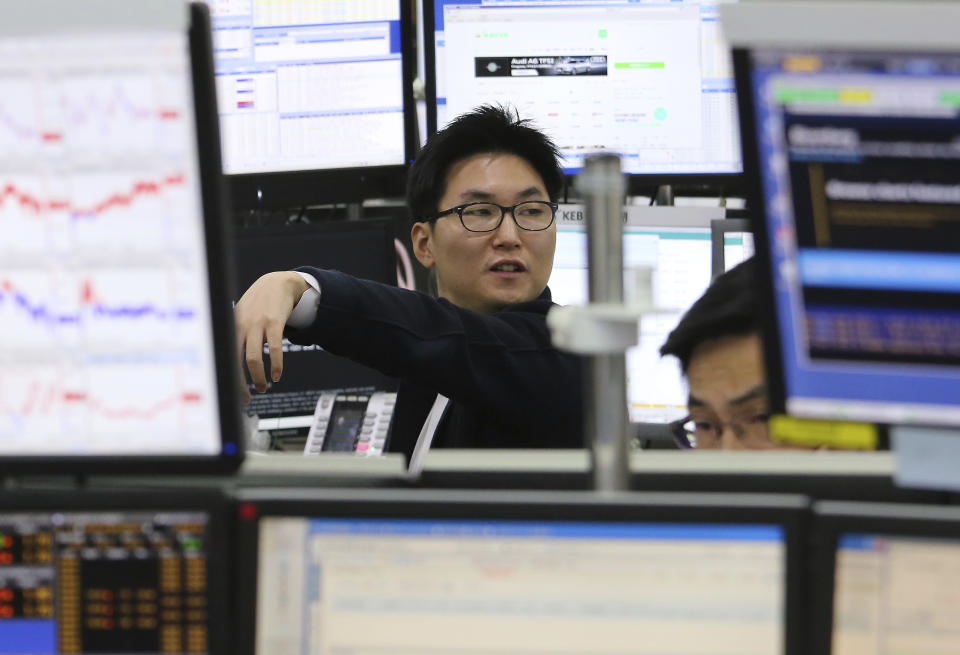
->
xmin=232 ymin=218 xmax=399 ymax=289
xmin=732 ymin=47 xmax=789 ymax=416
xmin=0 ymin=2 xmax=244 ymax=476
xmin=422 ymin=0 xmax=746 ymax=196
xmin=235 ymin=488 xmax=809 ymax=655
xmin=710 ymin=216 xmax=752 ymax=279
xmin=224 ymin=1 xmax=418 ymax=210
xmin=810 ymin=500 xmax=960 ymax=655
xmin=733 ymin=45 xmax=960 ymax=423
xmin=0 ymin=486 xmax=234 ymax=655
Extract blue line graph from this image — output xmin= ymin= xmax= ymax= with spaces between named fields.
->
xmin=0 ymin=109 xmax=48 ymax=142
xmin=0 ymin=284 xmax=196 ymax=327
xmin=91 ymin=305 xmax=196 ymax=320
xmin=63 ymin=85 xmax=157 ymax=125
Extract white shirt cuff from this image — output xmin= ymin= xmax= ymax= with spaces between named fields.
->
xmin=286 ymin=271 xmax=321 ymax=329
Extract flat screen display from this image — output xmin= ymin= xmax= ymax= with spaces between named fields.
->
xmin=0 ymin=0 xmax=237 ymax=465
xmin=0 ymin=507 xmax=218 ymax=654
xmin=430 ymin=0 xmax=742 ymax=176
xmin=204 ymin=0 xmax=407 ymax=174
xmin=747 ymin=49 xmax=960 ymax=425
xmin=257 ymin=516 xmax=785 ymax=654
xmin=548 ymin=213 xmax=714 ymax=422
xmin=832 ymin=532 xmax=960 ymax=654
xmin=232 ymin=221 xmax=398 ymax=398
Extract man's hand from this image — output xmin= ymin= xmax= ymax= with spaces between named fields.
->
xmin=234 ymin=271 xmax=311 ymax=402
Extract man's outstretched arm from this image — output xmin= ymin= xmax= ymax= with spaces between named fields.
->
xmin=233 ymin=271 xmax=310 ymax=400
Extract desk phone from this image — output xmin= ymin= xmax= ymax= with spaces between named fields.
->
xmin=303 ymin=391 xmax=397 ymax=456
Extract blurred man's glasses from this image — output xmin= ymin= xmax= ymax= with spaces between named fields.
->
xmin=428 ymin=201 xmax=558 ymax=232
xmin=670 ymin=413 xmax=771 ymax=449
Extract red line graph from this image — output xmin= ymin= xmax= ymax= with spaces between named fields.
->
xmin=0 ymin=174 xmax=185 ymax=217
xmin=7 ymin=379 xmax=203 ymax=420
xmin=64 ymin=390 xmax=202 ymax=419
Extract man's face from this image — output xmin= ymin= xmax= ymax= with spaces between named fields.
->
xmin=411 ymin=152 xmax=556 ymax=314
xmin=684 ymin=332 xmax=778 ymax=449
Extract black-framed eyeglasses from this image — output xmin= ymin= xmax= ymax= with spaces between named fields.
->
xmin=669 ymin=413 xmax=772 ymax=449
xmin=426 ymin=201 xmax=559 ymax=233
xmin=669 ymin=416 xmax=697 ymax=449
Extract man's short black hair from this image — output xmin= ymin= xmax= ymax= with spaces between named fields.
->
xmin=406 ymin=104 xmax=564 ymax=222
xmin=660 ymin=257 xmax=760 ymax=372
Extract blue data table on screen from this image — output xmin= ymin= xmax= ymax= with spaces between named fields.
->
xmin=749 ymin=56 xmax=960 ymax=420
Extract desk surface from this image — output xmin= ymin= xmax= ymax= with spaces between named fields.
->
xmin=241 ymin=451 xmax=407 ymax=476
xmin=418 ymin=449 xmax=896 ymax=476
xmin=73 ymin=449 xmax=943 ymax=505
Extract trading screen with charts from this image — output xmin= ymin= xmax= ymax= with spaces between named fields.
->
xmin=750 ymin=50 xmax=960 ymax=425
xmin=204 ymin=0 xmax=406 ymax=174
xmin=0 ymin=510 xmax=212 ymax=654
xmin=432 ymin=0 xmax=741 ymax=175
xmin=256 ymin=517 xmax=786 ymax=655
xmin=0 ymin=3 xmax=223 ymax=456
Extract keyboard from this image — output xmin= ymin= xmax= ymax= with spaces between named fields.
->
xmin=245 ymin=390 xmax=324 ymax=419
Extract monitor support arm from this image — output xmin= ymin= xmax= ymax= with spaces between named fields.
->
xmin=547 ymin=154 xmax=657 ymax=493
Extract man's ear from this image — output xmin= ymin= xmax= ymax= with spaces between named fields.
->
xmin=410 ymin=222 xmax=436 ymax=269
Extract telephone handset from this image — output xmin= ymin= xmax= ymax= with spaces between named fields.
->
xmin=303 ymin=391 xmax=397 ymax=456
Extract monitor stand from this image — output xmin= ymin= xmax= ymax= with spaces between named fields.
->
xmin=346 ymin=202 xmax=363 ymax=220
xmin=653 ymin=184 xmax=675 ymax=206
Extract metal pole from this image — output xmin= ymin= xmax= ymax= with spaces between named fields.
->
xmin=578 ymin=154 xmax=630 ymax=492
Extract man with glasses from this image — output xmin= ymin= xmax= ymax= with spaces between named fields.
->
xmin=660 ymin=259 xmax=776 ymax=449
xmin=234 ymin=105 xmax=583 ymax=459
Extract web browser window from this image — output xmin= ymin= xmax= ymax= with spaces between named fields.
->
xmin=257 ymin=517 xmax=785 ymax=655
xmin=433 ymin=0 xmax=741 ymax=175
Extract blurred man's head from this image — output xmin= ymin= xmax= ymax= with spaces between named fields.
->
xmin=407 ymin=106 xmax=563 ymax=314
xmin=660 ymin=258 xmax=778 ymax=449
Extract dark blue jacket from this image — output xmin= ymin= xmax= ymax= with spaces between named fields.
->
xmin=286 ymin=268 xmax=585 ymax=460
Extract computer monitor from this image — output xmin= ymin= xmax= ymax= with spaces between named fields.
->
xmin=0 ymin=1 xmax=243 ymax=473
xmin=549 ymin=208 xmax=716 ymax=423
xmin=710 ymin=217 xmax=754 ymax=278
xmin=0 ymin=488 xmax=231 ymax=655
xmin=236 ymin=488 xmax=807 ymax=655
xmin=810 ymin=500 xmax=960 ymax=655
xmin=202 ymin=0 xmax=416 ymax=209
xmin=725 ymin=2 xmax=960 ymax=426
xmin=425 ymin=0 xmax=743 ymax=190
xmin=233 ymin=221 xmax=398 ymax=413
